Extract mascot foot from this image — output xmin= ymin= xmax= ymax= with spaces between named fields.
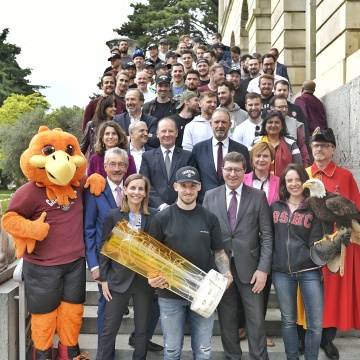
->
xmin=33 ymin=345 xmax=54 ymax=360
xmin=56 ymin=342 xmax=90 ymax=360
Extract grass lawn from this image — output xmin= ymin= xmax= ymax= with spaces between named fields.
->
xmin=0 ymin=189 xmax=16 ymax=214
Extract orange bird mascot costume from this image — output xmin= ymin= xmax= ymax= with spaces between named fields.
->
xmin=2 ymin=127 xmax=105 ymax=360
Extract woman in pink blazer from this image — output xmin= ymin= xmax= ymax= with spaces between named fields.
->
xmin=240 ymin=141 xmax=280 ymax=347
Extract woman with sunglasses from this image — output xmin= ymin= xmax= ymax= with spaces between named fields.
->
xmin=250 ymin=112 xmax=302 ymax=176
xmin=97 ymin=174 xmax=157 ymax=360
xmin=271 ymin=163 xmax=324 ymax=360
xmin=88 ymin=121 xmax=136 ymax=181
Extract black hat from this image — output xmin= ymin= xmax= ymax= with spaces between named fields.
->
xmin=165 ymin=50 xmax=181 ymax=59
xmin=108 ymin=53 xmax=121 ymax=61
xmin=196 ymin=59 xmax=209 ymax=66
xmin=156 ymin=75 xmax=171 ymax=84
xmin=159 ymin=38 xmax=168 ymax=45
xmin=210 ymin=43 xmax=222 ymax=50
xmin=310 ymin=127 xmax=336 ymax=147
xmin=176 ymin=166 xmax=201 ymax=184
xmin=154 ymin=62 xmax=172 ymax=71
xmin=228 ymin=66 xmax=241 ymax=74
xmin=148 ymin=43 xmax=158 ymax=50
xmin=124 ymin=61 xmax=136 ymax=70
xmin=142 ymin=60 xmax=155 ymax=69
xmin=133 ymin=49 xmax=145 ymax=59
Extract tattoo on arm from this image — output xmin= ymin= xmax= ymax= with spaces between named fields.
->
xmin=214 ymin=250 xmax=230 ymax=274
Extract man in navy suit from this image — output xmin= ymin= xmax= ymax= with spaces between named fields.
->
xmin=114 ymin=89 xmax=160 ymax=148
xmin=192 ymin=108 xmax=250 ymax=203
xmin=140 ymin=117 xmax=196 ymax=210
xmin=84 ymin=147 xmax=129 ymax=350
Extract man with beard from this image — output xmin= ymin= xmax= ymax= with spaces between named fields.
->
xmin=182 ymin=90 xmax=217 ymax=151
xmin=226 ymin=66 xmax=248 ymax=111
xmin=258 ymin=74 xmax=275 ymax=110
xmin=114 ymin=89 xmax=159 ymax=148
xmin=107 ymin=53 xmax=122 ymax=75
xmin=170 ymin=63 xmax=186 ymax=95
xmin=128 ymin=121 xmax=153 ymax=173
xmin=217 ymin=81 xmax=248 ymax=134
xmin=247 ymin=54 xmax=289 ymax=99
xmin=124 ymin=62 xmax=137 ymax=89
xmin=119 ymin=40 xmax=132 ymax=69
xmin=198 ymin=64 xmax=225 ymax=93
xmin=133 ymin=49 xmax=145 ymax=73
xmin=233 ymin=92 xmax=263 ymax=148
xmin=147 ymin=43 xmax=162 ymax=67
xmin=196 ymin=44 xmax=207 ymax=61
xmin=115 ymin=71 xmax=130 ymax=102
xmin=203 ymin=50 xmax=216 ymax=67
xmin=196 ymin=59 xmax=210 ymax=86
xmin=185 ymin=70 xmax=201 ymax=94
xmin=135 ymin=70 xmax=156 ymax=103
xmin=142 ymin=75 xmax=177 ymax=120
xmin=192 ymin=108 xmax=250 ymax=203
xmin=154 ymin=62 xmax=171 ymax=77
xmin=211 ymin=43 xmax=231 ymax=70
xmin=170 ymin=91 xmax=199 ymax=148
xmin=181 ymin=50 xmax=195 ymax=74
xmin=240 ymin=54 xmax=252 ymax=80
xmin=82 ymin=72 xmax=126 ymax=132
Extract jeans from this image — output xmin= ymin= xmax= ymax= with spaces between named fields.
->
xmin=273 ymin=270 xmax=323 ymax=360
xmin=158 ymin=297 xmax=214 ymax=360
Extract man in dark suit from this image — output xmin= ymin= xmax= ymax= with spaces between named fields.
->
xmin=84 ymin=147 xmax=129 ymax=349
xmin=192 ymin=108 xmax=250 ymax=203
xmin=203 ymin=151 xmax=273 ymax=360
xmin=114 ymin=89 xmax=160 ymax=148
xmin=140 ymin=117 xmax=196 ymax=210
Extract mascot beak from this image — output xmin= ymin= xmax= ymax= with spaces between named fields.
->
xmin=30 ymin=151 xmax=85 ymax=185
xmin=303 ymin=182 xmax=310 ymax=189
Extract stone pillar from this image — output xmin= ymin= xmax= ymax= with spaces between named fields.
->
xmin=305 ymin=0 xmax=316 ymax=80
xmin=270 ymin=0 xmax=306 ymax=95
xmin=246 ymin=0 xmax=271 ymax=55
xmin=105 ymin=37 xmax=139 ymax=56
xmin=315 ymin=0 xmax=360 ymax=97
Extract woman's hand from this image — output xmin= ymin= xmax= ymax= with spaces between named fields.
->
xmin=102 ymin=281 xmax=112 ymax=301
xmin=148 ymin=276 xmax=168 ymax=289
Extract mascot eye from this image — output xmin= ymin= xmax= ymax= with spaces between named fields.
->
xmin=42 ymin=145 xmax=55 ymax=155
xmin=65 ymin=145 xmax=75 ymax=156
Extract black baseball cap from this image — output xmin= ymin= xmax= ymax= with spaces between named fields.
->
xmin=310 ymin=128 xmax=336 ymax=147
xmin=196 ymin=59 xmax=209 ymax=66
xmin=165 ymin=50 xmax=181 ymax=59
xmin=176 ymin=166 xmax=201 ymax=184
xmin=159 ymin=38 xmax=168 ymax=45
xmin=108 ymin=53 xmax=121 ymax=61
xmin=148 ymin=43 xmax=158 ymax=50
xmin=156 ymin=75 xmax=171 ymax=84
xmin=142 ymin=60 xmax=155 ymax=69
xmin=124 ymin=61 xmax=136 ymax=70
xmin=154 ymin=62 xmax=172 ymax=71
xmin=228 ymin=66 xmax=241 ymax=74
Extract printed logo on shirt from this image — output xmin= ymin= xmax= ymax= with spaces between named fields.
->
xmin=46 ymin=191 xmax=76 ymax=211
xmin=200 ymin=230 xmax=209 ymax=234
xmin=272 ymin=211 xmax=313 ymax=229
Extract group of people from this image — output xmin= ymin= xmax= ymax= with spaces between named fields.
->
xmin=80 ymin=33 xmax=360 ymax=360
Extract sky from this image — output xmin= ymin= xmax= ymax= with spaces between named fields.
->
xmin=1 ymin=0 xmax=147 ymax=110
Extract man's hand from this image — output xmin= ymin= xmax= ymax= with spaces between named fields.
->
xmin=91 ymin=268 xmax=101 ymax=284
xmin=250 ymin=270 xmax=267 ymax=293
xmin=223 ymin=273 xmax=233 ymax=290
xmin=148 ymin=276 xmax=168 ymax=289
xmin=102 ymin=281 xmax=112 ymax=301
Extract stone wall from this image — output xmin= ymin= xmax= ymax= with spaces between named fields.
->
xmin=321 ymin=75 xmax=360 ymax=187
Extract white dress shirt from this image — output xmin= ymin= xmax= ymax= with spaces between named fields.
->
xmin=212 ymin=137 xmax=229 ymax=172
xmin=129 ymin=143 xmax=145 ymax=173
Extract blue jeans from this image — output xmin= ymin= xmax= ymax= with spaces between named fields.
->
xmin=158 ymin=297 xmax=214 ymax=360
xmin=273 ymin=270 xmax=323 ymax=360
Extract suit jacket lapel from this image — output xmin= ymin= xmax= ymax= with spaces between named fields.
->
xmin=234 ymin=185 xmax=251 ymax=229
xmin=169 ymin=147 xmax=179 ymax=180
xmin=104 ymin=181 xmax=117 ymax=208
xmin=124 ymin=113 xmax=131 ymax=135
xmin=218 ymin=186 xmax=231 ymax=233
xmin=205 ymin=140 xmax=218 ymax=179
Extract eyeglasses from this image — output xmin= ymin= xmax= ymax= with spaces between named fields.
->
xmin=274 ymin=105 xmax=288 ymax=110
xmin=266 ymin=110 xmax=282 ymax=115
xmin=108 ymin=162 xmax=127 ymax=169
xmin=310 ymin=143 xmax=334 ymax=150
xmin=222 ymin=167 xmax=245 ymax=174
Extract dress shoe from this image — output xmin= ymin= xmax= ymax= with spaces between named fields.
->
xmin=128 ymin=335 xmax=163 ymax=351
xmin=147 ymin=340 xmax=164 ymax=351
xmin=320 ymin=340 xmax=339 ymax=360
xmin=298 ymin=339 xmax=305 ymax=355
xmin=124 ymin=306 xmax=130 ymax=316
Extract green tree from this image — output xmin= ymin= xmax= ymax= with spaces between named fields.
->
xmin=0 ymin=93 xmax=50 ymax=126
xmin=114 ymin=0 xmax=218 ymax=49
xmin=0 ymin=28 xmax=46 ymax=107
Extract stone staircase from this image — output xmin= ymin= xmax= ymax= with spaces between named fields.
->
xmin=71 ymin=275 xmax=360 ymax=359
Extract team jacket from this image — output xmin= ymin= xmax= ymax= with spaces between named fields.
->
xmin=271 ymin=200 xmax=324 ymax=274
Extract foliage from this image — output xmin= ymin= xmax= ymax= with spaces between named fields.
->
xmin=47 ymin=106 xmax=84 ymax=143
xmin=0 ymin=28 xmax=46 ymax=107
xmin=0 ymin=106 xmax=84 ymax=184
xmin=114 ymin=0 xmax=218 ymax=49
xmin=0 ymin=93 xmax=50 ymax=126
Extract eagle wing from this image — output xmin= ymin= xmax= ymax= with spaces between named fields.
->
xmin=326 ymin=194 xmax=360 ymax=218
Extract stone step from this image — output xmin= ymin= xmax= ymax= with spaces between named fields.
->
xmin=32 ymin=334 xmax=360 ymax=360
xmin=81 ymin=304 xmax=281 ymax=336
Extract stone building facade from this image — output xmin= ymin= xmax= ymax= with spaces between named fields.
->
xmin=218 ymin=0 xmax=360 ymax=184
